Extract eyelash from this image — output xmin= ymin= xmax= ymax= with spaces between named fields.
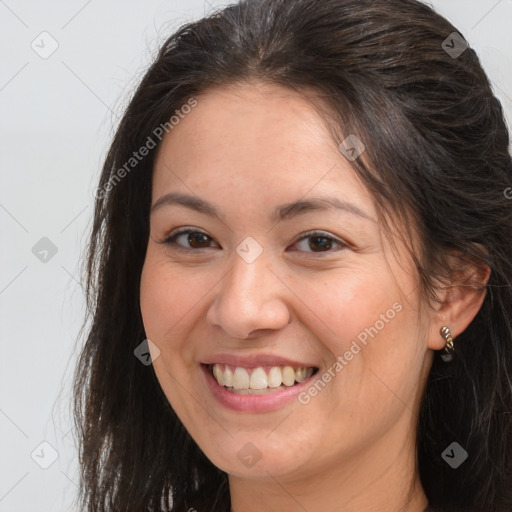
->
xmin=158 ymin=228 xmax=348 ymax=255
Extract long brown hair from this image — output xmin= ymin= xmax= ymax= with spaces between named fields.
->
xmin=73 ymin=0 xmax=512 ymax=510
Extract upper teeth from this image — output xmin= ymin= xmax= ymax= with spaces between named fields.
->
xmin=211 ymin=364 xmax=314 ymax=390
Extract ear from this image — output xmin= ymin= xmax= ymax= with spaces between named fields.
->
xmin=427 ymin=247 xmax=490 ymax=350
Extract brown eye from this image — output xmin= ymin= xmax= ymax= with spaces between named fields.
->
xmin=292 ymin=230 xmax=347 ymax=254
xmin=184 ymin=232 xmax=212 ymax=248
xmin=308 ymin=235 xmax=332 ymax=251
xmin=160 ymin=229 xmax=218 ymax=251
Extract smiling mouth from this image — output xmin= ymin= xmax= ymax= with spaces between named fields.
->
xmin=206 ymin=363 xmax=319 ymax=395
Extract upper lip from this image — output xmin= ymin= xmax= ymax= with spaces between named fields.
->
xmin=201 ymin=353 xmax=319 ymax=369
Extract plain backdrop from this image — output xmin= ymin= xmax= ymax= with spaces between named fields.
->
xmin=1 ymin=1 xmax=511 ymax=510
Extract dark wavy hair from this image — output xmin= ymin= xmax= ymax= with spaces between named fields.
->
xmin=72 ymin=0 xmax=512 ymax=510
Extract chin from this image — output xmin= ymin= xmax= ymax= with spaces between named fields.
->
xmin=196 ymin=432 xmax=313 ymax=479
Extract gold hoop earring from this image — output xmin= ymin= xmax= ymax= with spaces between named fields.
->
xmin=440 ymin=326 xmax=455 ymax=362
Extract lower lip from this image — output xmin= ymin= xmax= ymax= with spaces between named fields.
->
xmin=201 ymin=364 xmax=317 ymax=413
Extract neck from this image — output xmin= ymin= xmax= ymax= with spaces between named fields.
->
xmin=229 ymin=411 xmax=428 ymax=512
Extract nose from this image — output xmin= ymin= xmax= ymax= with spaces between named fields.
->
xmin=206 ymin=251 xmax=291 ymax=340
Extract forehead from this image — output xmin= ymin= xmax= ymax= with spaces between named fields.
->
xmin=151 ymin=81 xmax=372 ymax=214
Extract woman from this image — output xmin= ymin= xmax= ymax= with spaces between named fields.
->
xmin=72 ymin=0 xmax=512 ymax=510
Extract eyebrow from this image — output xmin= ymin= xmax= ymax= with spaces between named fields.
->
xmin=150 ymin=192 xmax=373 ymax=222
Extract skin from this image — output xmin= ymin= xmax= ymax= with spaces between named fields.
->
xmin=139 ymin=80 xmax=488 ymax=512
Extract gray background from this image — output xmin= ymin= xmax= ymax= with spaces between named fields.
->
xmin=1 ymin=1 xmax=511 ymax=510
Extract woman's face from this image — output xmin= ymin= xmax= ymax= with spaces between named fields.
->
xmin=140 ymin=81 xmax=435 ymax=482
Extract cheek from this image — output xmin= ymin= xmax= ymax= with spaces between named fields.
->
xmin=139 ymin=255 xmax=199 ymax=340
xmin=139 ymin=257 xmax=202 ymax=416
xmin=139 ymin=260 xmax=172 ymax=339
xmin=139 ymin=254 xmax=214 ymax=376
xmin=293 ymin=264 xmax=399 ymax=346
xmin=304 ymin=267 xmax=422 ymax=413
